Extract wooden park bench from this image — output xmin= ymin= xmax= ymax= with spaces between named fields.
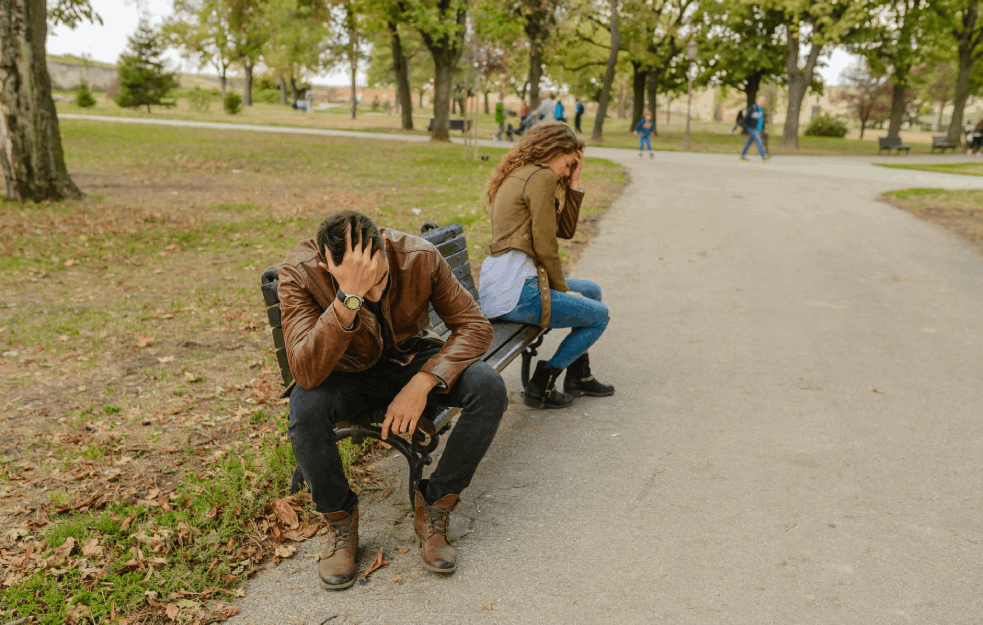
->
xmin=427 ymin=118 xmax=472 ymax=135
xmin=931 ymin=136 xmax=958 ymax=154
xmin=260 ymin=221 xmax=548 ymax=504
xmin=878 ymin=136 xmax=911 ymax=155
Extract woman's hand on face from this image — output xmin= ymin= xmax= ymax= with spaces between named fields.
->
xmin=569 ymin=149 xmax=584 ymax=190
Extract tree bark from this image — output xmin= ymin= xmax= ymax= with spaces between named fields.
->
xmin=887 ymin=80 xmax=906 ymax=137
xmin=744 ymin=71 xmax=763 ymax=110
xmin=243 ymin=57 xmax=253 ymax=106
xmin=781 ymin=25 xmax=823 ymax=149
xmin=220 ymin=72 xmax=227 ymax=97
xmin=0 ymin=0 xmax=81 ymax=202
xmin=591 ymin=0 xmax=620 ymax=142
xmin=630 ymin=62 xmax=646 ymax=130
xmin=528 ymin=43 xmax=544 ymax=111
xmin=949 ymin=37 xmax=977 ymax=144
xmin=646 ymin=67 xmax=659 ymax=137
xmin=483 ymin=90 xmax=490 ymax=114
xmin=389 ymin=24 xmax=414 ymax=130
xmin=348 ymin=9 xmax=358 ymax=120
xmin=290 ymin=75 xmax=299 ymax=105
xmin=279 ymin=75 xmax=288 ymax=105
xmin=419 ymin=2 xmax=466 ymax=142
xmin=418 ymin=88 xmax=425 ymax=108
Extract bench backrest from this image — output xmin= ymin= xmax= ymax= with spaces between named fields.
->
xmin=879 ymin=136 xmax=901 ymax=148
xmin=260 ymin=222 xmax=476 ymax=392
xmin=932 ymin=136 xmax=951 ymax=146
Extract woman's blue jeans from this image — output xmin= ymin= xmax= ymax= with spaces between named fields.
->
xmin=498 ymin=277 xmax=609 ymax=370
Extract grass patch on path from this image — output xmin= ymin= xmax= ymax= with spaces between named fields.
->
xmin=0 ymin=120 xmax=627 ymax=623
xmin=876 ymin=162 xmax=983 ymax=177
xmin=883 ymin=188 xmax=983 ymax=252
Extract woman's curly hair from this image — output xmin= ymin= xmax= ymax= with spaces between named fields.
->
xmin=486 ymin=122 xmax=585 ymax=204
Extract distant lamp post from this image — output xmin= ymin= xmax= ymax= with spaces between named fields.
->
xmin=685 ymin=39 xmax=698 ymax=150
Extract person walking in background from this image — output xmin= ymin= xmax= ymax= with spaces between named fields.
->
xmin=494 ymin=92 xmax=506 ymax=141
xmin=740 ymin=96 xmax=770 ymax=162
xmin=535 ymin=92 xmax=556 ymax=122
xmin=554 ymin=98 xmax=567 ymax=123
xmin=574 ymin=98 xmax=585 ymax=133
xmin=634 ymin=111 xmax=655 ymax=158
xmin=731 ymin=108 xmax=745 ymax=133
xmin=480 ymin=123 xmax=615 ymax=409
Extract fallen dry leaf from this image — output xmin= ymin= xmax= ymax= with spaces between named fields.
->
xmin=81 ymin=537 xmax=104 ymax=558
xmin=274 ymin=544 xmax=296 ymax=558
xmin=391 ymin=575 xmax=401 ymax=582
xmin=872 ymin=389 xmax=885 ymax=394
xmin=157 ymin=356 xmax=175 ymax=363
xmin=272 ymin=498 xmax=299 ymax=529
xmin=483 ymin=601 xmax=496 ymax=611
xmin=135 ymin=336 xmax=155 ymax=348
xmin=64 ymin=259 xmax=77 ymax=267
xmin=361 ymin=546 xmax=388 ymax=581
xmin=120 ymin=512 xmax=137 ymax=532
xmin=165 ymin=603 xmax=179 ymax=621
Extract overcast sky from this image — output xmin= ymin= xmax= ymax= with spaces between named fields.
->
xmin=48 ymin=0 xmax=855 ymax=88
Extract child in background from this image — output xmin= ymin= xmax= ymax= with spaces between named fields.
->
xmin=634 ymin=111 xmax=655 ymax=158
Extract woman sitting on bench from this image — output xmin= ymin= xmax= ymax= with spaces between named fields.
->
xmin=479 ymin=123 xmax=615 ymax=409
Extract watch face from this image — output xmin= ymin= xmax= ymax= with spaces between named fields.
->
xmin=344 ymin=295 xmax=361 ymax=311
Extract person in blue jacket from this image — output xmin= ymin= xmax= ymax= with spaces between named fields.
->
xmin=574 ymin=98 xmax=585 ymax=133
xmin=554 ymin=99 xmax=567 ymax=123
xmin=634 ymin=110 xmax=655 ymax=158
xmin=740 ymin=96 xmax=770 ymax=162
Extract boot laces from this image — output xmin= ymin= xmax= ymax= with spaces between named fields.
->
xmin=325 ymin=515 xmax=354 ymax=556
xmin=425 ymin=504 xmax=451 ymax=539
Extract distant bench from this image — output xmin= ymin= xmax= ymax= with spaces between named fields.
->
xmin=878 ymin=136 xmax=911 ymax=155
xmin=260 ymin=222 xmax=548 ymax=504
xmin=931 ymin=136 xmax=958 ymax=154
xmin=427 ymin=118 xmax=472 ymax=135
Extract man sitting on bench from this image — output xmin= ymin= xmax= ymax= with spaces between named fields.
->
xmin=278 ymin=211 xmax=507 ymax=589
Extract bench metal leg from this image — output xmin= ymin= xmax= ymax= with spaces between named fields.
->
xmin=288 ymin=425 xmax=442 ymax=507
xmin=520 ymin=334 xmax=548 ymax=388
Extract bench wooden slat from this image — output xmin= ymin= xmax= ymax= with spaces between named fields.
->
xmin=420 ymin=223 xmax=464 ymax=246
xmin=436 ymin=235 xmax=467 ymax=257
xmin=451 ymin=262 xmax=471 ymax=282
xmin=266 ymin=304 xmax=281 ymax=328
xmin=443 ymin=248 xmax=470 ymax=270
xmin=274 ymin=347 xmax=293 ymax=387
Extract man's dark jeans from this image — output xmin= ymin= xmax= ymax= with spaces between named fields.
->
xmin=288 ymin=348 xmax=508 ymax=514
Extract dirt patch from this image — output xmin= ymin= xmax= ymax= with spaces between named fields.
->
xmin=883 ymin=188 xmax=983 ymax=254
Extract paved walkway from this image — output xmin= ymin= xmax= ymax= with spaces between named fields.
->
xmin=72 ymin=115 xmax=983 ymax=623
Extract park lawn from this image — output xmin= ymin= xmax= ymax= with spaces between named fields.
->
xmin=0 ymin=120 xmax=627 ymax=624
xmin=57 ymin=94 xmax=928 ymax=156
xmin=883 ymin=188 xmax=983 ymax=252
xmin=876 ymin=162 xmax=983 ymax=177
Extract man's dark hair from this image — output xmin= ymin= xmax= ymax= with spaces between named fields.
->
xmin=316 ymin=211 xmax=385 ymax=266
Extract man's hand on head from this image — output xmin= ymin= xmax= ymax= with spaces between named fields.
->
xmin=319 ymin=224 xmax=384 ymax=298
xmin=380 ymin=372 xmax=441 ymax=440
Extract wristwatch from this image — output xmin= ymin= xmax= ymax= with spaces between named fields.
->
xmin=336 ymin=289 xmax=364 ymax=312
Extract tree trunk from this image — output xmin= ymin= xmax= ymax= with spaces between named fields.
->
xmin=887 ymin=80 xmax=906 ymax=137
xmin=220 ymin=73 xmax=227 ymax=97
xmin=590 ymin=0 xmax=620 ymax=143
xmin=279 ymin=75 xmax=288 ymax=105
xmin=646 ymin=67 xmax=658 ymax=137
xmin=483 ymin=90 xmax=490 ymax=114
xmin=0 ymin=0 xmax=81 ymax=202
xmin=418 ymin=89 xmax=425 ymax=108
xmin=781 ymin=27 xmax=822 ymax=149
xmin=243 ymin=57 xmax=254 ymax=106
xmin=290 ymin=76 xmax=299 ymax=105
xmin=860 ymin=119 xmax=866 ymax=140
xmin=348 ymin=13 xmax=358 ymax=120
xmin=949 ymin=40 xmax=976 ymax=145
xmin=430 ymin=55 xmax=455 ymax=141
xmin=744 ymin=71 xmax=762 ymax=110
xmin=936 ymin=100 xmax=946 ymax=131
xmin=630 ymin=62 xmax=645 ymax=130
xmin=528 ymin=43 xmax=543 ymax=111
xmin=451 ymin=98 xmax=457 ymax=115
xmin=389 ymin=24 xmax=414 ymax=130
xmin=615 ymin=80 xmax=627 ymax=119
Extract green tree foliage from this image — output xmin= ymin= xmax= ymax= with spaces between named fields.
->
xmin=837 ymin=59 xmax=891 ymax=138
xmin=804 ymin=112 xmax=848 ymax=136
xmin=853 ymin=0 xmax=944 ymax=138
xmin=163 ymin=0 xmax=237 ymax=96
xmin=75 ymin=80 xmax=96 ymax=107
xmin=407 ymin=0 xmax=469 ymax=141
xmin=932 ymin=0 xmax=983 ymax=143
xmin=260 ymin=0 xmax=331 ymax=105
xmin=696 ymin=1 xmax=786 ymax=111
xmin=114 ymin=21 xmax=179 ymax=113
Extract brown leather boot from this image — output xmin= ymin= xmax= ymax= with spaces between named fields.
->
xmin=413 ymin=481 xmax=459 ymax=573
xmin=318 ymin=505 xmax=358 ymax=590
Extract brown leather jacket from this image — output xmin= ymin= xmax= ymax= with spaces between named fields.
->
xmin=486 ymin=163 xmax=584 ymax=326
xmin=278 ymin=229 xmax=493 ymax=391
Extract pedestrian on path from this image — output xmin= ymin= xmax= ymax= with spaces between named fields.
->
xmin=740 ymin=96 xmax=770 ymax=162
xmin=554 ymin=99 xmax=567 ymax=123
xmin=479 ymin=123 xmax=615 ymax=409
xmin=535 ymin=92 xmax=556 ymax=122
xmin=279 ymin=212 xmax=507 ymax=589
xmin=574 ymin=98 xmax=585 ymax=133
xmin=635 ymin=111 xmax=655 ymax=158
xmin=494 ymin=93 xmax=507 ymax=141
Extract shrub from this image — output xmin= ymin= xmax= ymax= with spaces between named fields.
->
xmin=255 ymin=88 xmax=279 ymax=104
xmin=805 ymin=113 xmax=848 ymax=138
xmin=224 ymin=92 xmax=242 ymax=115
xmin=187 ymin=87 xmax=210 ymax=112
xmin=371 ymin=95 xmax=381 ymax=111
xmin=75 ymin=81 xmax=96 ymax=107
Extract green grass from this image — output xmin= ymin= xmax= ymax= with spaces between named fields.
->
xmin=876 ymin=162 xmax=983 ymax=177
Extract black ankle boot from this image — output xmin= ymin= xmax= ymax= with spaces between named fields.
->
xmin=563 ymin=353 xmax=615 ymax=397
xmin=524 ymin=361 xmax=574 ymax=409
